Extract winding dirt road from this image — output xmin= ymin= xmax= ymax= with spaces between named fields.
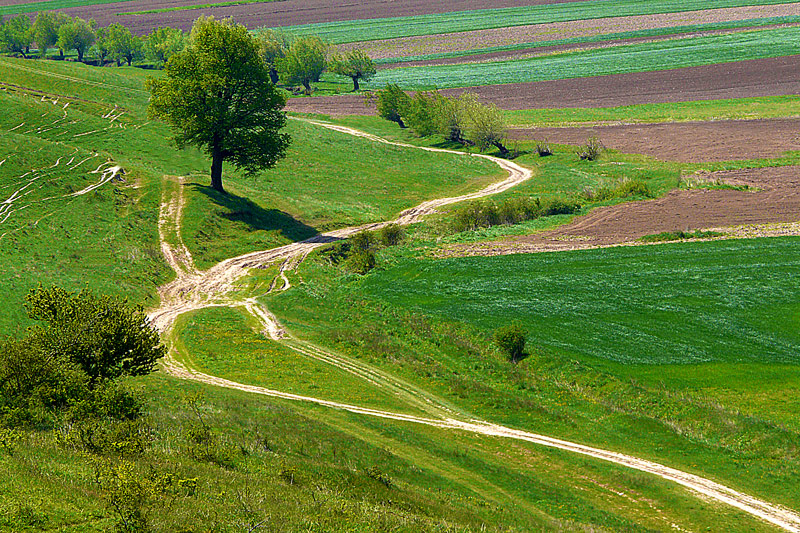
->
xmin=147 ymin=121 xmax=800 ymax=532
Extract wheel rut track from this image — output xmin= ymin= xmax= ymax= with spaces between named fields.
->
xmin=148 ymin=120 xmax=800 ymax=532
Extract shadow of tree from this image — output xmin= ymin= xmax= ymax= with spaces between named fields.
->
xmin=190 ymin=184 xmax=319 ymax=243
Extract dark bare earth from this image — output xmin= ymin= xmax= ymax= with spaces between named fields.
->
xmin=58 ymin=0 xmax=593 ymax=34
xmin=286 ymin=56 xmax=800 ymax=115
xmin=511 ymin=118 xmax=800 ymax=162
xmin=444 ymin=166 xmax=800 ymax=256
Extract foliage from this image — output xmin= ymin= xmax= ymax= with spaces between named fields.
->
xmin=406 ymin=91 xmax=438 ymax=136
xmin=143 ymin=26 xmax=185 ymax=64
xmin=582 ymin=177 xmax=652 ymax=201
xmin=147 ymin=16 xmax=290 ymax=193
xmin=24 ymin=285 xmax=165 ymax=385
xmin=451 ymin=196 xmax=580 ymax=232
xmin=535 ymin=139 xmax=553 ymax=157
xmin=56 ymin=16 xmax=95 ymax=62
xmin=461 ymin=93 xmax=509 ymax=154
xmin=577 ymin=136 xmax=603 ymax=161
xmin=640 ymin=230 xmax=725 ymax=242
xmin=276 ymin=35 xmax=327 ymax=94
xmin=365 ymin=466 xmax=393 ymax=488
xmin=375 ymin=83 xmax=411 ymax=128
xmin=105 ymin=23 xmax=142 ymax=66
xmin=32 ymin=11 xmax=66 ymax=56
xmin=378 ymin=223 xmax=404 ymax=246
xmin=493 ymin=322 xmax=526 ymax=362
xmin=0 ymin=14 xmax=33 ymax=58
xmin=256 ymin=28 xmax=293 ymax=84
xmin=431 ymin=91 xmax=468 ymax=143
xmin=330 ymin=49 xmax=376 ymax=91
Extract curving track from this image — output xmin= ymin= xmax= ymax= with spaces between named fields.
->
xmin=148 ymin=120 xmax=800 ymax=532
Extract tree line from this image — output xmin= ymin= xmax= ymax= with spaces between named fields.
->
xmin=0 ymin=12 xmax=377 ymax=93
xmin=376 ymin=84 xmax=512 ymax=156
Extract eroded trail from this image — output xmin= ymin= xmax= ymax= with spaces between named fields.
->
xmin=148 ymin=121 xmax=800 ymax=532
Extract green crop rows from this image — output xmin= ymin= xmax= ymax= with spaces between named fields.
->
xmin=365 ymin=26 xmax=800 ymax=89
xmin=280 ymin=0 xmax=799 ymax=43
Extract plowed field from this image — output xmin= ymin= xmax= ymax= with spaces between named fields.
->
xmin=445 ymin=166 xmax=800 ymax=256
xmin=511 ymin=118 xmax=800 ymax=162
xmin=59 ymin=0 xmax=591 ymax=34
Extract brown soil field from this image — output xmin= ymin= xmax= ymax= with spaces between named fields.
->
xmin=348 ymin=4 xmax=800 ymax=59
xmin=58 ymin=0 xmax=592 ymax=34
xmin=510 ymin=118 xmax=800 ymax=162
xmin=444 ymin=166 xmax=800 ymax=256
xmin=285 ymin=56 xmax=800 ymax=115
xmin=379 ymin=25 xmax=796 ymax=69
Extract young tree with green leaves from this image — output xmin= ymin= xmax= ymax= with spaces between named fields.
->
xmin=144 ymin=26 xmax=185 ymax=64
xmin=106 ymin=23 xmax=142 ymax=66
xmin=330 ymin=49 xmax=376 ymax=91
xmin=276 ymin=35 xmax=327 ymax=94
xmin=33 ymin=11 xmax=67 ymax=58
xmin=376 ymin=83 xmax=410 ymax=128
xmin=257 ymin=28 xmax=292 ymax=84
xmin=57 ymin=16 xmax=95 ymax=62
xmin=462 ymin=93 xmax=509 ymax=155
xmin=0 ymin=14 xmax=33 ymax=58
xmin=146 ymin=16 xmax=290 ymax=193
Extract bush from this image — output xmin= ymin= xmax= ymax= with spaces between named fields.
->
xmin=582 ymin=178 xmax=652 ymax=202
xmin=577 ymin=136 xmax=603 ymax=161
xmin=535 ymin=139 xmax=552 ymax=157
xmin=493 ymin=322 xmax=526 ymax=363
xmin=451 ymin=197 xmax=579 ymax=233
xmin=349 ymin=230 xmax=373 ymax=252
xmin=378 ymin=223 xmax=404 ymax=246
xmin=347 ymin=250 xmax=376 ymax=275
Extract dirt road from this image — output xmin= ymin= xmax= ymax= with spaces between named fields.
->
xmin=148 ymin=121 xmax=800 ymax=532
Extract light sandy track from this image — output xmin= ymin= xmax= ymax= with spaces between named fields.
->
xmin=148 ymin=122 xmax=800 ymax=532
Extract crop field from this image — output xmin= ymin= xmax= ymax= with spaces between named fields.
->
xmin=3 ymin=0 xmax=800 ymax=529
xmin=365 ymin=26 xmax=800 ymax=89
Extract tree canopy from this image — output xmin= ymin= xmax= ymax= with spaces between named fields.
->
xmin=257 ymin=28 xmax=293 ymax=84
xmin=276 ymin=36 xmax=327 ymax=94
xmin=144 ymin=26 xmax=186 ymax=64
xmin=330 ymin=49 xmax=376 ymax=91
xmin=57 ymin=16 xmax=95 ymax=62
xmin=146 ymin=16 xmax=290 ymax=193
xmin=0 ymin=14 xmax=33 ymax=58
xmin=376 ymin=84 xmax=411 ymax=128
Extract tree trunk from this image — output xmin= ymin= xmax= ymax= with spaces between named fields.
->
xmin=492 ymin=140 xmax=510 ymax=156
xmin=126 ymin=56 xmax=132 ymax=66
xmin=269 ymin=68 xmax=279 ymax=84
xmin=396 ymin=117 xmax=406 ymax=128
xmin=210 ymin=147 xmax=224 ymax=193
xmin=77 ymin=49 xmax=84 ymax=62
xmin=302 ymin=80 xmax=311 ymax=95
xmin=352 ymin=76 xmax=360 ymax=91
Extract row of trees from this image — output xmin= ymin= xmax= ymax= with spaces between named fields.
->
xmin=256 ymin=29 xmax=376 ymax=93
xmin=0 ymin=12 xmax=188 ymax=65
xmin=376 ymin=85 xmax=511 ymax=155
xmin=0 ymin=13 xmax=378 ymax=93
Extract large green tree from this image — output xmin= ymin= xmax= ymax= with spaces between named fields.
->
xmin=32 ymin=12 xmax=66 ymax=58
xmin=146 ymin=16 xmax=290 ymax=193
xmin=144 ymin=26 xmax=185 ymax=64
xmin=57 ymin=16 xmax=95 ymax=62
xmin=106 ymin=22 xmax=142 ymax=66
xmin=330 ymin=49 xmax=376 ymax=91
xmin=0 ymin=14 xmax=33 ymax=58
xmin=276 ymin=36 xmax=327 ymax=94
xmin=257 ymin=28 xmax=292 ymax=84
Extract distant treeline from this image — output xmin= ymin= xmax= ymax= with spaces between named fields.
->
xmin=0 ymin=12 xmax=186 ymax=65
xmin=0 ymin=12 xmax=377 ymax=94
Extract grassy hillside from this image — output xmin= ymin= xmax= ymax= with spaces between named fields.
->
xmin=266 ymin=236 xmax=800 ymax=513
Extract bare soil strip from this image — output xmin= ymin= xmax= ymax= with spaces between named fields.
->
xmin=349 ymin=4 xmax=800 ymax=60
xmin=60 ymin=0 xmax=593 ymax=35
xmin=510 ymin=118 xmax=800 ymax=162
xmin=285 ymin=55 xmax=800 ymax=115
xmin=149 ymin=123 xmax=800 ymax=531
xmin=444 ymin=166 xmax=800 ymax=257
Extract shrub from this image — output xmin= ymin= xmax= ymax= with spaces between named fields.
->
xmin=452 ymin=200 xmax=499 ymax=232
xmin=577 ymin=136 xmax=603 ymax=161
xmin=493 ymin=322 xmax=526 ymax=363
xmin=535 ymin=139 xmax=552 ymax=157
xmin=378 ymin=223 xmax=404 ymax=246
xmin=451 ymin=197 xmax=578 ymax=233
xmin=540 ymin=198 xmax=580 ymax=216
xmin=347 ymin=250 xmax=376 ymax=275
xmin=582 ymin=178 xmax=652 ymax=202
xmin=349 ymin=230 xmax=373 ymax=252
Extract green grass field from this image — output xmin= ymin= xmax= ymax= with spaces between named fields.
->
xmin=267 ymin=236 xmax=800 ymax=512
xmin=365 ymin=26 xmax=800 ymax=89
